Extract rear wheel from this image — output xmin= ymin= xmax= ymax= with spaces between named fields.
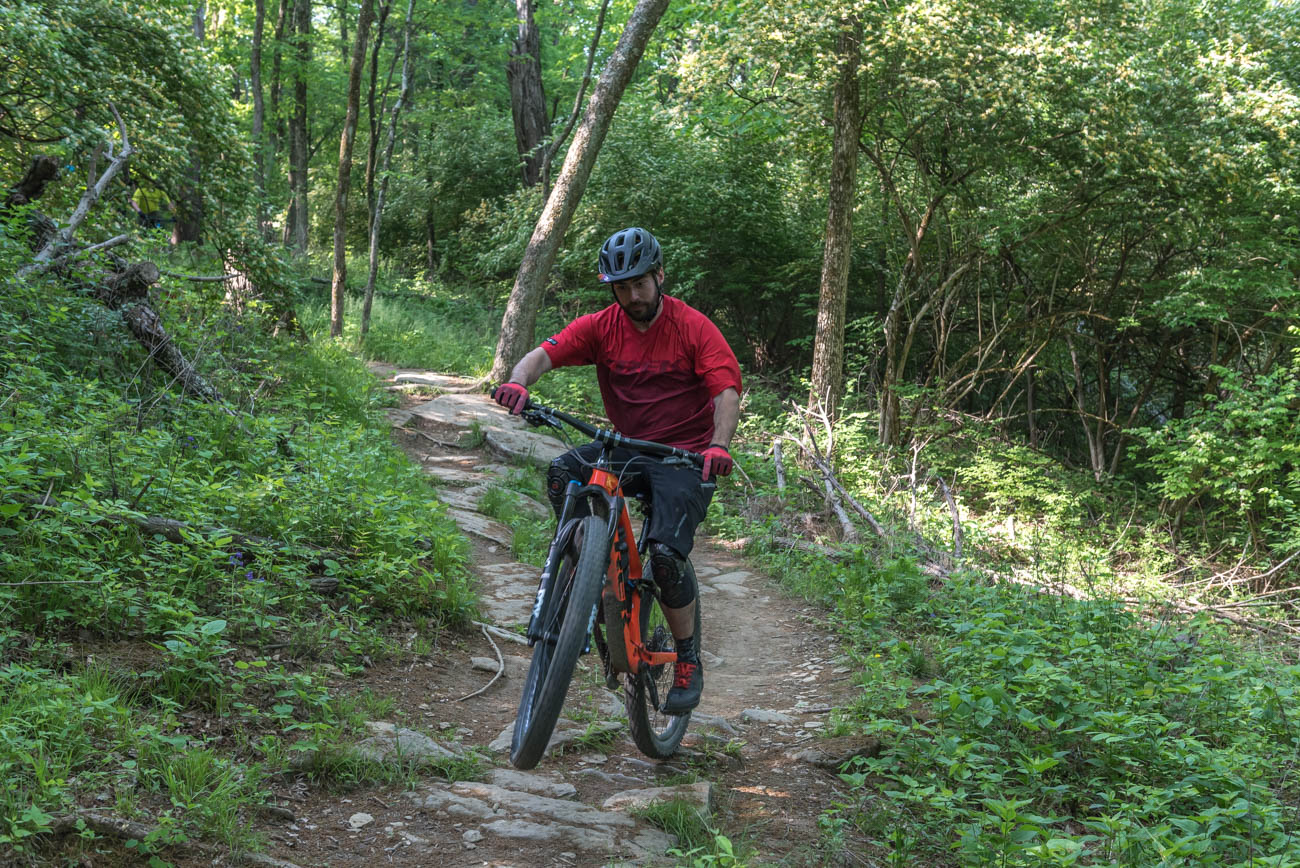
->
xmin=510 ymin=515 xmax=609 ymax=769
xmin=625 ymin=559 xmax=700 ymax=759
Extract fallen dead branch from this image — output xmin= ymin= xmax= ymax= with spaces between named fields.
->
xmin=446 ymin=623 xmax=505 ymax=702
xmin=24 ymin=103 xmax=132 ymax=273
xmin=935 ymin=475 xmax=962 ymax=561
xmin=163 ymin=269 xmax=241 ymax=282
xmin=771 ymin=439 xmax=787 ymax=498
xmin=473 ymin=620 xmax=529 ymax=646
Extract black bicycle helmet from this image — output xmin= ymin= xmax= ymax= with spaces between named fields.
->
xmin=597 ymin=227 xmax=662 ymax=283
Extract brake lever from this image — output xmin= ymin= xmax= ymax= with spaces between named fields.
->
xmin=521 ymin=408 xmax=562 ymax=431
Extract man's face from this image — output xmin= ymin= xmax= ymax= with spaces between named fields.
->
xmin=610 ymin=269 xmax=663 ymax=323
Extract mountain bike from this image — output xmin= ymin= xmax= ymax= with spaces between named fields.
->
xmin=494 ymin=391 xmax=707 ymax=770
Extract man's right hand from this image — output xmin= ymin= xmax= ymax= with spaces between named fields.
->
xmin=493 ymin=382 xmax=529 ymax=415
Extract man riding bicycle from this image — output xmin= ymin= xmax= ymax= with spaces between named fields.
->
xmin=494 ymin=227 xmax=741 ymax=714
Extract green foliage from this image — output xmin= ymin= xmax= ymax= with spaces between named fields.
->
xmin=1133 ymin=345 xmax=1300 ymax=553
xmin=636 ymin=797 xmax=716 ymax=854
xmin=0 ymin=256 xmax=475 ymax=855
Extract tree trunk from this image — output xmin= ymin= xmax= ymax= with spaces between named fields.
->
xmin=507 ymin=0 xmax=549 ymax=187
xmin=173 ymin=1 xmax=207 ymax=244
xmin=364 ymin=0 xmax=393 ymax=221
xmin=288 ymin=0 xmax=312 ymax=253
xmin=807 ymin=19 xmax=862 ymax=419
xmin=251 ymin=0 xmax=268 ymax=229
xmin=329 ymin=0 xmax=376 ymax=338
xmin=362 ymin=0 xmax=414 ymax=338
xmin=490 ymin=0 xmax=672 ymax=382
xmin=270 ymin=0 xmax=289 ymax=162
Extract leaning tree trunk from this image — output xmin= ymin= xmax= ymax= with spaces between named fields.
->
xmin=361 ymin=0 xmax=414 ymax=338
xmin=807 ymin=18 xmax=862 ymax=420
xmin=287 ymin=0 xmax=312 ymax=253
xmin=329 ymin=0 xmax=376 ymax=338
xmin=507 ymin=0 xmax=549 ymax=187
xmin=490 ymin=0 xmax=672 ymax=382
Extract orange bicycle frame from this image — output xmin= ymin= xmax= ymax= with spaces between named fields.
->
xmin=587 ymin=466 xmax=677 ymax=672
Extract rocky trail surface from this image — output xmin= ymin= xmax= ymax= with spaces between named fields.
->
xmin=251 ymin=367 xmax=879 ymax=867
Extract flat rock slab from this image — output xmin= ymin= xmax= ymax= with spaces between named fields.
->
xmin=392 ymin=372 xmax=479 ymax=392
xmin=447 ymin=508 xmax=513 ymax=546
xmin=487 ymin=768 xmax=578 ymax=800
xmin=355 ymin=723 xmax=461 ymax=764
xmin=488 ymin=720 xmax=623 ymax=756
xmin=422 ymin=463 xmax=490 ymax=485
xmin=409 ymin=393 xmax=525 ymax=429
xmin=740 ymin=708 xmax=796 ymax=726
xmin=475 ymin=561 xmax=540 ymax=627
xmin=433 ymin=487 xmax=481 ymax=511
xmin=603 ymin=782 xmax=713 ymax=814
xmin=709 ymin=570 xmax=753 ymax=586
xmin=484 ymin=427 xmax=567 ymax=469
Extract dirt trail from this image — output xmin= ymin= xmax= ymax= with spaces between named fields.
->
xmin=252 ymin=369 xmax=876 ymax=867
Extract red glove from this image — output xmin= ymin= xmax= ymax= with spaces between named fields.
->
xmin=701 ymin=445 xmax=733 ymax=480
xmin=493 ymin=382 xmax=529 ymax=415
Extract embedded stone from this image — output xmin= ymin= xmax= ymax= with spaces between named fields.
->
xmin=740 ymin=708 xmax=796 ymax=725
xmin=355 ymin=724 xmax=461 ymax=764
xmin=447 ymin=508 xmax=512 ymax=546
xmin=487 ymin=768 xmax=578 ymax=799
xmin=602 ymin=782 xmax=713 ymax=815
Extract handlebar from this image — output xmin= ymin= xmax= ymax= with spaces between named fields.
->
xmin=491 ymin=386 xmax=704 ymax=467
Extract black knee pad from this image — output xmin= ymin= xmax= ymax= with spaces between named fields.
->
xmin=546 ymin=462 xmax=570 ymax=517
xmin=650 ymin=542 xmax=696 ymax=609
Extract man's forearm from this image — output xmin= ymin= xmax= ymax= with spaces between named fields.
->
xmin=711 ymin=388 xmax=740 ymax=448
xmin=508 ymin=347 xmax=552 ymax=387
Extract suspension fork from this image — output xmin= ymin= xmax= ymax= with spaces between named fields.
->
xmin=525 ymin=479 xmax=622 ymax=646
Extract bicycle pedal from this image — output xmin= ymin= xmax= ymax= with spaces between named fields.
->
xmin=603 ymin=670 xmax=621 ymax=691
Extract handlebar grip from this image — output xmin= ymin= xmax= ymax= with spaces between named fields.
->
xmin=491 ymin=383 xmax=534 ymax=412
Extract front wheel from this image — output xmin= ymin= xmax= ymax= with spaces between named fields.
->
xmin=625 ymin=559 xmax=701 ymax=759
xmin=510 ymin=515 xmax=609 ymax=769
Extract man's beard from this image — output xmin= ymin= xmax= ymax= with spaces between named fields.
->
xmin=617 ymin=289 xmax=661 ymax=323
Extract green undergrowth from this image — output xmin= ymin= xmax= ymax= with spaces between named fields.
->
xmin=724 ymin=525 xmax=1300 ymax=865
xmin=0 ymin=264 xmax=476 ymax=858
xmin=298 ymin=273 xmax=501 ymax=374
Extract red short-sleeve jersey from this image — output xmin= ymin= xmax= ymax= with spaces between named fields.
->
xmin=540 ymin=295 xmax=742 ymax=451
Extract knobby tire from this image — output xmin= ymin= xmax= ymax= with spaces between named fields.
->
xmin=625 ymin=559 xmax=701 ymax=759
xmin=510 ymin=515 xmax=609 ymax=769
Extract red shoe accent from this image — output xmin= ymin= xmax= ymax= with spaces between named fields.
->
xmin=673 ymin=661 xmax=698 ymax=689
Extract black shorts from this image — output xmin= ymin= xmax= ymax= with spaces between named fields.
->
xmin=549 ymin=442 xmax=714 ymax=557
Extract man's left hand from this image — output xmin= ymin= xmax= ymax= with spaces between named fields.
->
xmin=701 ymin=445 xmax=733 ymax=480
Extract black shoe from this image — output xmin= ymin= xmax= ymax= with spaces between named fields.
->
xmin=662 ymin=658 xmax=702 ymax=715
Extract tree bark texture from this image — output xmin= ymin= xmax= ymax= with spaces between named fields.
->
xmin=172 ymin=1 xmax=207 ymax=244
xmin=251 ymin=0 xmax=268 ymax=226
xmin=507 ymin=0 xmax=549 ymax=187
xmin=270 ymin=0 xmax=289 ymax=160
xmin=288 ymin=0 xmax=312 ymax=254
xmin=490 ymin=0 xmax=671 ymax=383
xmin=364 ymin=0 xmax=392 ymax=219
xmin=807 ymin=20 xmax=862 ymax=419
xmin=329 ymin=0 xmax=376 ymax=337
xmin=362 ymin=0 xmax=414 ymax=338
